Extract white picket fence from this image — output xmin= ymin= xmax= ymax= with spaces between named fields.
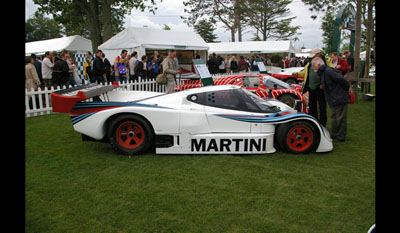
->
xmin=25 ymin=77 xmax=166 ymax=117
xmin=24 ymin=72 xmax=249 ymax=118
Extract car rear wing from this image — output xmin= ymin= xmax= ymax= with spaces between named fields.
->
xmin=51 ymin=82 xmax=119 ymax=113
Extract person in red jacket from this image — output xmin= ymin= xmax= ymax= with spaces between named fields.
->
xmin=330 ymin=52 xmax=350 ymax=76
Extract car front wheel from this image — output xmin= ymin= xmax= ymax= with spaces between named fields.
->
xmin=276 ymin=120 xmax=320 ymax=154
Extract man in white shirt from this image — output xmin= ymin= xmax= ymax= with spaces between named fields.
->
xmin=129 ymin=51 xmax=138 ymax=82
xmin=41 ymin=51 xmax=54 ymax=88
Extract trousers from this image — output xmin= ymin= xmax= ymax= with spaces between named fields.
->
xmin=330 ymin=103 xmax=348 ymax=141
xmin=308 ymin=88 xmax=327 ymax=127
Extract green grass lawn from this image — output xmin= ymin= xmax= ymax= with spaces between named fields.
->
xmin=26 ymin=97 xmax=375 ymax=233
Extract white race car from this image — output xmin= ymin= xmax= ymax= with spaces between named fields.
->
xmin=51 ymin=83 xmax=333 ymax=155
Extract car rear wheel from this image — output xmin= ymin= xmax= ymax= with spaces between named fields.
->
xmin=276 ymin=120 xmax=320 ymax=154
xmin=108 ymin=115 xmax=154 ymax=155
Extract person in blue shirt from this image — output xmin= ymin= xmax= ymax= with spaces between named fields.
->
xmin=147 ymin=55 xmax=159 ymax=79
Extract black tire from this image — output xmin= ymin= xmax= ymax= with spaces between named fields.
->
xmin=285 ymin=78 xmax=297 ymax=85
xmin=276 ymin=120 xmax=320 ymax=154
xmin=108 ymin=114 xmax=154 ymax=155
xmin=278 ymin=94 xmax=297 ymax=108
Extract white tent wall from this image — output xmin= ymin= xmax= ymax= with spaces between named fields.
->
xmin=207 ymin=41 xmax=296 ymax=58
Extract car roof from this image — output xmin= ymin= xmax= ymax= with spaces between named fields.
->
xmin=182 ymin=84 xmax=241 ymax=95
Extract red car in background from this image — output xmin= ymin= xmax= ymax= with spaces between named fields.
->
xmin=267 ymin=67 xmax=305 ymax=84
xmin=176 ymin=74 xmax=310 ymax=113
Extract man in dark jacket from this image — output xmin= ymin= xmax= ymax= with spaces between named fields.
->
xmin=93 ymin=50 xmax=106 ymax=84
xmin=52 ymin=51 xmax=70 ymax=87
xmin=207 ymin=53 xmax=219 ymax=75
xmin=312 ymin=57 xmax=350 ymax=142
xmin=102 ymin=52 xmax=112 ymax=82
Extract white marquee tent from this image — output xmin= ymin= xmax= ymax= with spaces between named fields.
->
xmin=25 ymin=35 xmax=92 ymax=56
xmin=99 ymin=27 xmax=209 ymax=67
xmin=25 ymin=35 xmax=93 ymax=79
xmin=295 ymin=48 xmax=312 ymax=58
xmin=208 ymin=40 xmax=296 ymax=56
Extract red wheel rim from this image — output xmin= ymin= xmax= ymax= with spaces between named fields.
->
xmin=286 ymin=125 xmax=314 ymax=152
xmin=115 ymin=121 xmax=145 ymax=150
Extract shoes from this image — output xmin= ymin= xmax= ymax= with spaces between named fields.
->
xmin=331 ymin=135 xmax=345 ymax=142
xmin=333 ymin=138 xmax=345 ymax=142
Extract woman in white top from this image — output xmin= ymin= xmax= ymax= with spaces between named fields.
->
xmin=69 ymin=57 xmax=81 ymax=85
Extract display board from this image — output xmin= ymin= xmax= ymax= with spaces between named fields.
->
xmin=256 ymin=58 xmax=267 ymax=74
xmin=192 ymin=59 xmax=214 ymax=86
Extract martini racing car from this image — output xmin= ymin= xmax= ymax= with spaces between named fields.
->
xmin=51 ymin=83 xmax=333 ymax=155
xmin=176 ymin=73 xmax=309 ymax=113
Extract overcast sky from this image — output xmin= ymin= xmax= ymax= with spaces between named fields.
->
xmin=25 ymin=0 xmax=324 ymax=49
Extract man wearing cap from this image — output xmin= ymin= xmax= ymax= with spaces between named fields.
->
xmin=292 ymin=48 xmax=327 ymax=127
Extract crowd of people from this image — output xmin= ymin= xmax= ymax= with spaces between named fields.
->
xmin=205 ymin=53 xmax=308 ymax=75
xmin=25 ymin=49 xmax=184 ymax=93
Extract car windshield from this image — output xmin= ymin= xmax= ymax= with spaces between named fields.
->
xmin=240 ymin=88 xmax=280 ymax=112
xmin=262 ymin=75 xmax=290 ymax=89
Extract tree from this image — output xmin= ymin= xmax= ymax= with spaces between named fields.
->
xmin=25 ymin=12 xmax=63 ymax=42
xmin=320 ymin=7 xmax=336 ymax=54
xmin=352 ymin=0 xmax=362 ymax=100
xmin=270 ymin=54 xmax=282 ymax=65
xmin=163 ymin=24 xmax=171 ymax=30
xmin=363 ymin=0 xmax=374 ymax=82
xmin=301 ymin=0 xmax=346 ymax=19
xmin=33 ymin=0 xmax=159 ymax=51
xmin=251 ymin=33 xmax=262 ymax=41
xmin=193 ymin=19 xmax=218 ymax=42
xmin=182 ymin=0 xmax=244 ymax=42
xmin=183 ymin=0 xmax=299 ymax=42
xmin=240 ymin=0 xmax=300 ymax=41
xmin=302 ymin=0 xmax=375 ymax=54
xmin=302 ymin=0 xmax=375 ymax=100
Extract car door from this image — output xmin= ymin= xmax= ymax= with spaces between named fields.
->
xmin=179 ymin=93 xmax=211 ymax=134
xmin=202 ymin=88 xmax=251 ymax=133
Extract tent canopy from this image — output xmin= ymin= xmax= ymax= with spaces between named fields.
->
xmin=99 ymin=27 xmax=209 ymax=66
xmin=25 ymin=35 xmax=92 ymax=56
xmin=99 ymin=27 xmax=209 ymax=51
xmin=208 ymin=41 xmax=296 ymax=55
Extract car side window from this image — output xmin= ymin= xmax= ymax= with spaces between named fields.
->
xmin=187 ymin=88 xmax=279 ymax=113
xmin=263 ymin=76 xmax=290 ymax=89
xmin=263 ymin=78 xmax=275 ymax=88
xmin=242 ymin=76 xmax=260 ymax=88
xmin=187 ymin=89 xmax=243 ymax=111
xmin=206 ymin=90 xmax=240 ymax=109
